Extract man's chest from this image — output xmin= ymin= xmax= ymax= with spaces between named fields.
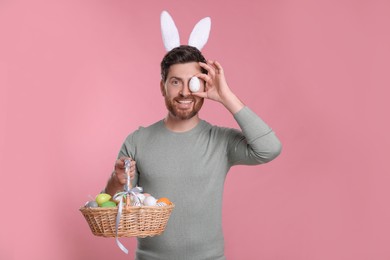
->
xmin=134 ymin=135 xmax=228 ymax=187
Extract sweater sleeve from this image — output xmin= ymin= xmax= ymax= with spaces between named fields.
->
xmin=227 ymin=106 xmax=282 ymax=166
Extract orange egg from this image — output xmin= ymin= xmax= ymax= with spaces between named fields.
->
xmin=157 ymin=197 xmax=172 ymax=205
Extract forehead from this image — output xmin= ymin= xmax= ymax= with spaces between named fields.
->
xmin=167 ymin=62 xmax=202 ymax=79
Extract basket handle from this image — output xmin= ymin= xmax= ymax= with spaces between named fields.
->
xmin=124 ymin=159 xmax=132 ymax=208
xmin=123 ymin=159 xmax=143 ymax=207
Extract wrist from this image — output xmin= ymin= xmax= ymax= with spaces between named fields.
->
xmin=221 ymin=91 xmax=245 ymax=114
xmin=105 ymin=171 xmax=123 ymax=196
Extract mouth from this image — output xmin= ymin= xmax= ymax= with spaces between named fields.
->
xmin=175 ymin=99 xmax=194 ymax=109
xmin=177 ymin=99 xmax=193 ymax=104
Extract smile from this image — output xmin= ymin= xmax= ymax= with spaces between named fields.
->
xmin=175 ymin=99 xmax=194 ymax=109
xmin=177 ymin=100 xmax=193 ymax=104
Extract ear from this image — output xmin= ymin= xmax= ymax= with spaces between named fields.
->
xmin=188 ymin=17 xmax=211 ymax=51
xmin=161 ymin=11 xmax=181 ymax=51
xmin=160 ymin=80 xmax=166 ymax=96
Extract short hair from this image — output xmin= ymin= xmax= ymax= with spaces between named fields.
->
xmin=160 ymin=45 xmax=207 ymax=82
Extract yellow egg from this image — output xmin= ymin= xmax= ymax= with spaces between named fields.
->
xmin=95 ymin=193 xmax=111 ymax=206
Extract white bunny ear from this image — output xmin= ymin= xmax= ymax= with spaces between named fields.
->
xmin=188 ymin=17 xmax=211 ymax=51
xmin=161 ymin=11 xmax=181 ymax=51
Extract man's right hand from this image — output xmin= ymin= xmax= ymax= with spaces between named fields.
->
xmin=113 ymin=157 xmax=136 ymax=186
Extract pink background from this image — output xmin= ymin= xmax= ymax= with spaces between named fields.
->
xmin=1 ymin=0 xmax=389 ymax=259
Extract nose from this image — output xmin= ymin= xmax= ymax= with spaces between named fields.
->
xmin=180 ymin=83 xmax=191 ymax=97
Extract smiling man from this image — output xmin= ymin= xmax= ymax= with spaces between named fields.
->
xmin=104 ymin=45 xmax=282 ymax=260
xmin=162 ymin=61 xmax=205 ymax=124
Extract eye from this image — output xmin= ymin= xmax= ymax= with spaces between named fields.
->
xmin=170 ymin=78 xmax=182 ymax=87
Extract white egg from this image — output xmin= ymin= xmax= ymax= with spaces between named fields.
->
xmin=143 ymin=196 xmax=157 ymax=206
xmin=189 ymin=76 xmax=200 ymax=92
xmin=136 ymin=193 xmax=146 ymax=203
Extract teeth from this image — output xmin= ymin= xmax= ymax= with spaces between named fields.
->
xmin=178 ymin=100 xmax=192 ymax=104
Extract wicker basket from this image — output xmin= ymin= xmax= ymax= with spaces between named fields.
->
xmin=80 ymin=197 xmax=175 ymax=238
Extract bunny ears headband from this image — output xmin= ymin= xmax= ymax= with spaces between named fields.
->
xmin=160 ymin=10 xmax=211 ymax=51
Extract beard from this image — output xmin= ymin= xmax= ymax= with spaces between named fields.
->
xmin=164 ymin=96 xmax=204 ymax=120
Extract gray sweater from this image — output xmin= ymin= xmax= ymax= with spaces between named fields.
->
xmin=118 ymin=107 xmax=282 ymax=260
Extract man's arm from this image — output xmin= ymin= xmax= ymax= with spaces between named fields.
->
xmin=194 ymin=60 xmax=281 ymax=165
xmin=228 ymin=106 xmax=282 ymax=165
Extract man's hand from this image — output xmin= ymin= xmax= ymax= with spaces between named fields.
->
xmin=105 ymin=157 xmax=136 ymax=196
xmin=193 ymin=60 xmax=244 ymax=114
xmin=113 ymin=157 xmax=136 ymax=185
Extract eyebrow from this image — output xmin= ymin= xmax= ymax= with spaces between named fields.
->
xmin=168 ymin=76 xmax=184 ymax=81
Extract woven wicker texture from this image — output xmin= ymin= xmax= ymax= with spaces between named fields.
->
xmin=80 ymin=204 xmax=175 ymax=238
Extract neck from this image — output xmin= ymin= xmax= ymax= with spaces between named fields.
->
xmin=164 ymin=113 xmax=200 ymax=132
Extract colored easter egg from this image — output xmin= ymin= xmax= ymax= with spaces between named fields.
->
xmin=100 ymin=201 xmax=117 ymax=208
xmin=95 ymin=193 xmax=112 ymax=206
xmin=85 ymin=200 xmax=98 ymax=208
xmin=131 ymin=201 xmax=142 ymax=206
xmin=157 ymin=197 xmax=172 ymax=205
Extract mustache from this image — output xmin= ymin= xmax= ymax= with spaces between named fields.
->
xmin=174 ymin=97 xmax=195 ymax=102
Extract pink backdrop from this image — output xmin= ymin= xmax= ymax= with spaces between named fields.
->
xmin=1 ymin=0 xmax=389 ymax=259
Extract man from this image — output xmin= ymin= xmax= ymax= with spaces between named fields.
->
xmin=104 ymin=45 xmax=282 ymax=259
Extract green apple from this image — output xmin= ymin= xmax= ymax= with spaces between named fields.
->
xmin=95 ymin=193 xmax=112 ymax=206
